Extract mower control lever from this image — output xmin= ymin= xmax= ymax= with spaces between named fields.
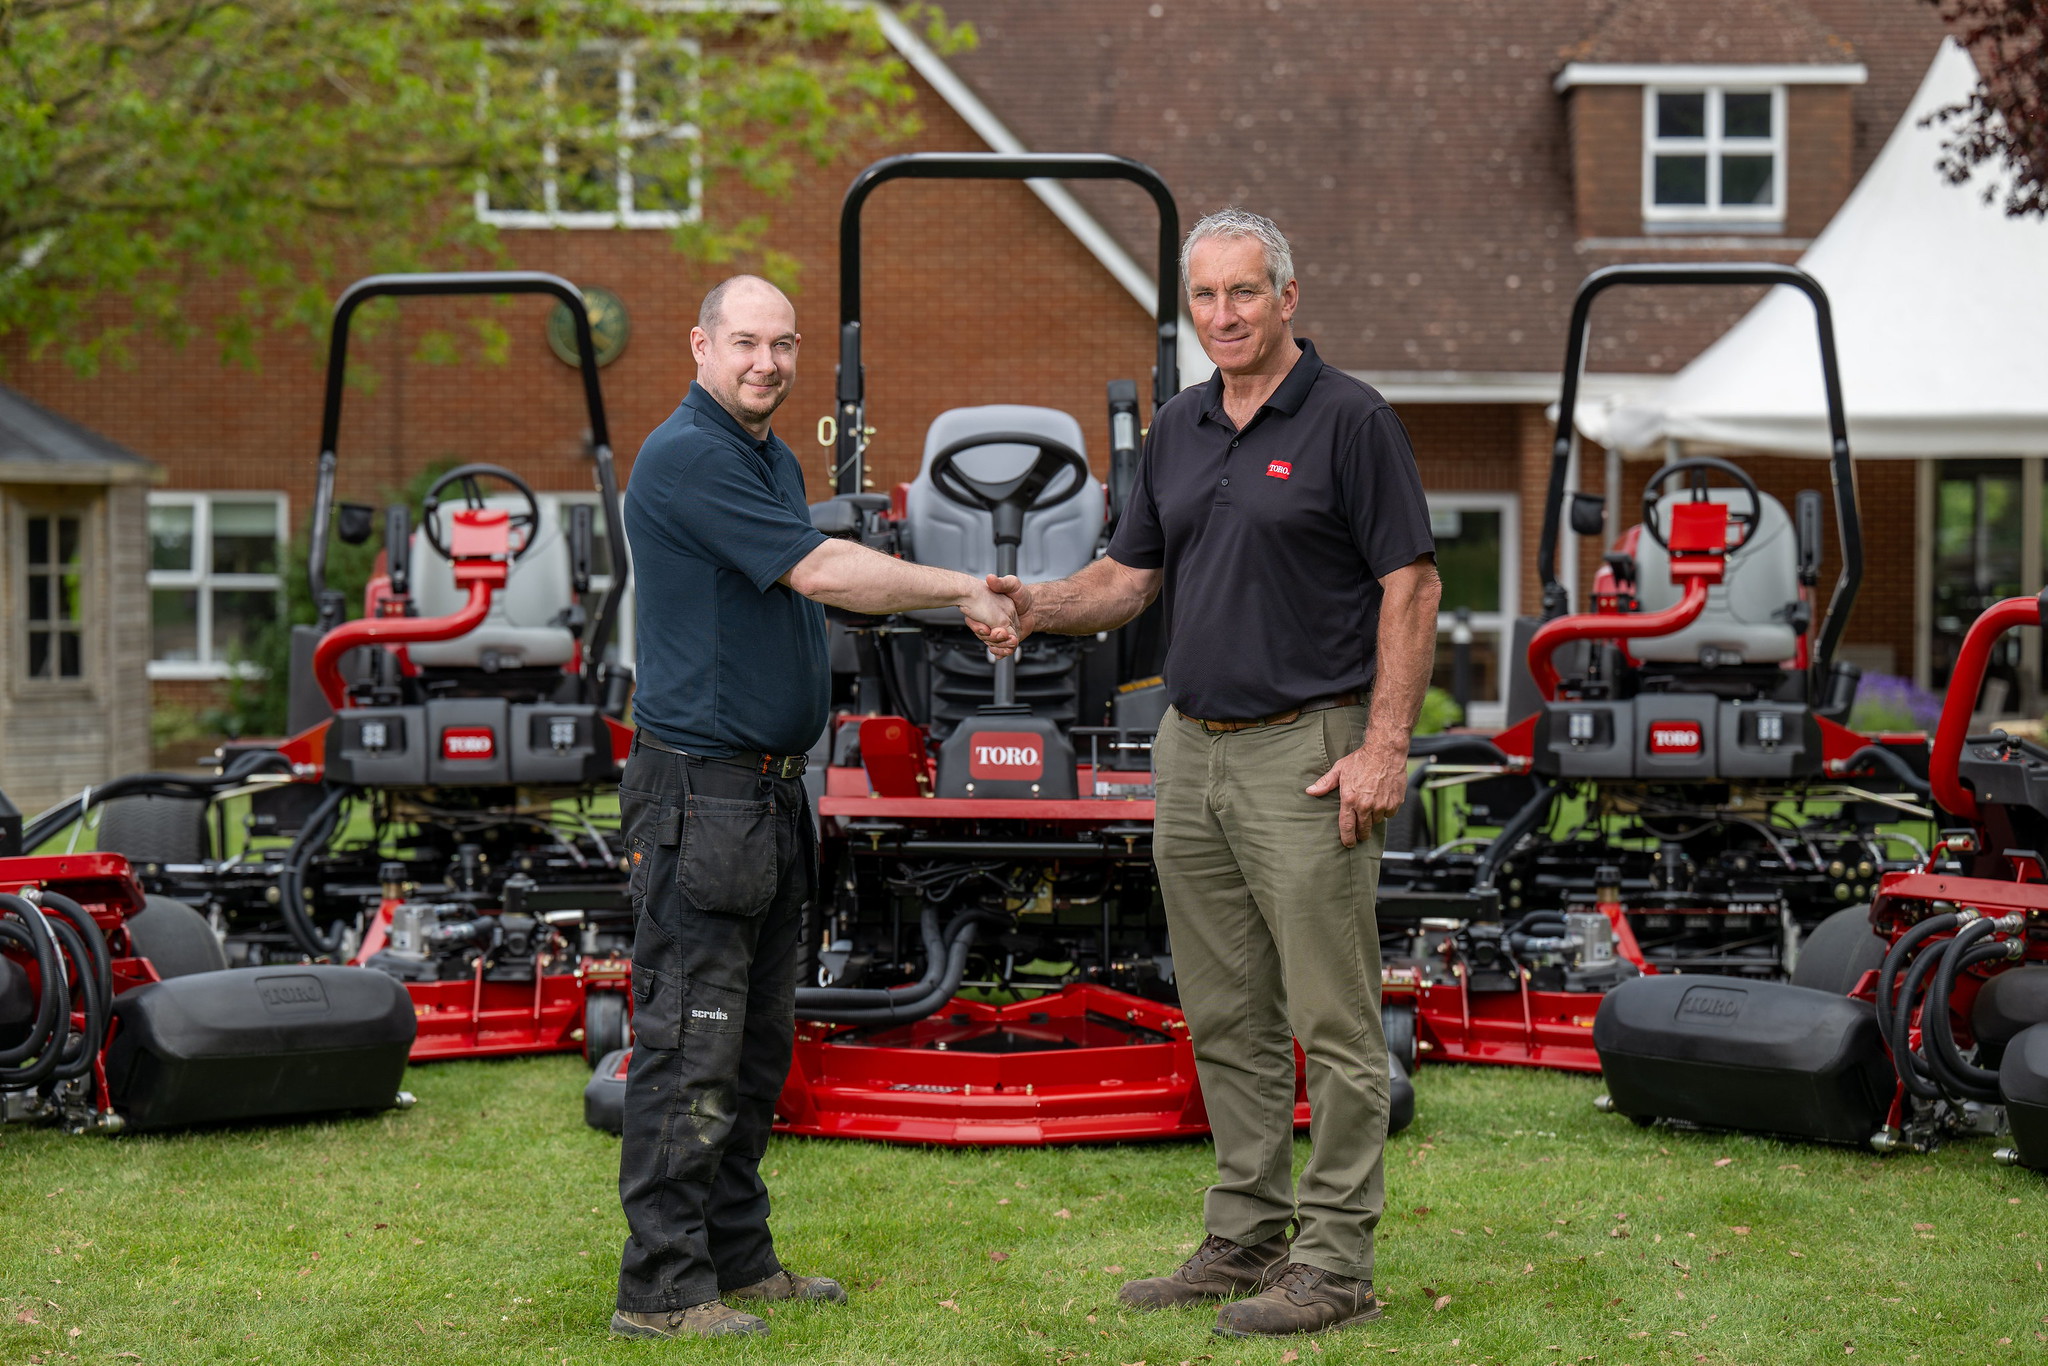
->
xmin=384 ymin=505 xmax=412 ymax=600
xmin=568 ymin=503 xmax=594 ymax=596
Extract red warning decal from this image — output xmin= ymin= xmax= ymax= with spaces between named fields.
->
xmin=967 ymin=731 xmax=1044 ymax=780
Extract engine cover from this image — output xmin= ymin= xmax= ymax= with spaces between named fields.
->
xmin=1593 ymin=976 xmax=1893 ymax=1145
xmin=105 ymin=966 xmax=416 ymax=1130
xmin=935 ymin=708 xmax=1077 ymax=799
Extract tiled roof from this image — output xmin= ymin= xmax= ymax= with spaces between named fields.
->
xmin=932 ymin=0 xmax=1953 ymax=380
xmin=1562 ymin=0 xmax=1856 ymax=67
xmin=0 ymin=384 xmax=159 ymax=481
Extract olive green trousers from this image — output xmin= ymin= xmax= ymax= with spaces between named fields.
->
xmin=1152 ymin=702 xmax=1388 ymax=1281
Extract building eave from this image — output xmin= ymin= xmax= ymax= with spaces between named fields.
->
xmin=1555 ymin=61 xmax=1868 ymax=93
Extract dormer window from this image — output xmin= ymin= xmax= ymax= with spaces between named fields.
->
xmin=1644 ymin=85 xmax=1785 ymax=229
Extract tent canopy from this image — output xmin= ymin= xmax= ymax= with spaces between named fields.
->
xmin=1582 ymin=39 xmax=2048 ymax=460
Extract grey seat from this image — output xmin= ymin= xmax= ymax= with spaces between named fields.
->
xmin=901 ymin=405 xmax=1103 ymax=623
xmin=407 ymin=496 xmax=578 ymax=670
xmin=1632 ymin=488 xmax=1800 ymax=666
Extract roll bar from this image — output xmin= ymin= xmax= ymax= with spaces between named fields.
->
xmin=832 ymin=153 xmax=1182 ymax=495
xmin=1929 ymin=589 xmax=2048 ymax=819
xmin=1538 ymin=263 xmax=1861 ymax=691
xmin=306 ymin=272 xmax=628 ymax=705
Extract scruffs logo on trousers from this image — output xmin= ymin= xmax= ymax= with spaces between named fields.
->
xmin=1266 ymin=460 xmax=1292 ymax=479
xmin=690 ymin=1008 xmax=729 ymax=1021
xmin=1647 ymin=721 xmax=1703 ymax=755
xmin=968 ymin=732 xmax=1044 ymax=780
xmin=440 ymin=726 xmax=497 ymax=760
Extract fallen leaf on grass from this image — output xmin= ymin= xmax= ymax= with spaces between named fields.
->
xmin=938 ymin=1299 xmax=959 ymax=1312
xmin=1412 ymin=1207 xmax=1430 ymax=1217
xmin=1280 ymin=1351 xmax=1299 ymax=1364
xmin=1912 ymin=1223 xmax=1934 ymax=1232
xmin=1713 ymin=1158 xmax=1734 ymax=1168
xmin=67 ymin=1328 xmax=81 ymax=1339
xmin=998 ymin=1198 xmax=1011 ymax=1206
xmin=1054 ymin=1209 xmax=1072 ymax=1219
xmin=1521 ymin=1263 xmax=1534 ymax=1275
xmin=114 ymin=1354 xmax=142 ymax=1361
xmin=1790 ymin=1250 xmax=1805 ymax=1258
xmin=1102 ymin=1265 xmax=1124 ymax=1274
xmin=1730 ymin=1226 xmax=1751 ymax=1235
xmin=990 ymin=1252 xmax=1010 ymax=1262
xmin=1432 ymin=1295 xmax=1452 ymax=1312
xmin=15 ymin=1310 xmax=38 ymax=1324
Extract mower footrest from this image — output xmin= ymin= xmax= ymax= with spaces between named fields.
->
xmin=1592 ymin=976 xmax=1892 ymax=1145
xmin=106 ymin=966 xmax=416 ymax=1130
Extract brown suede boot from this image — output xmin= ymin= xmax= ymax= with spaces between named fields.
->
xmin=1212 ymin=1262 xmax=1381 ymax=1337
xmin=1117 ymin=1232 xmax=1293 ymax=1310
xmin=726 ymin=1269 xmax=848 ymax=1305
xmin=609 ymin=1302 xmax=769 ymax=1339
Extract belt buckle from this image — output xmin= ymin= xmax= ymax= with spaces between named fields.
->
xmin=762 ymin=753 xmax=803 ymax=780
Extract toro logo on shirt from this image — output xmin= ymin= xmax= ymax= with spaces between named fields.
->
xmin=968 ymin=731 xmax=1044 ymax=780
xmin=1266 ymin=460 xmax=1292 ymax=480
xmin=440 ymin=726 xmax=497 ymax=761
xmin=1647 ymin=721 xmax=1703 ymax=756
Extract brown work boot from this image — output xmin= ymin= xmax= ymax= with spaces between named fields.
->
xmin=1117 ymin=1231 xmax=1293 ymax=1310
xmin=1212 ymin=1262 xmax=1381 ymax=1337
xmin=608 ymin=1301 xmax=769 ymax=1339
xmin=726 ymin=1269 xmax=848 ymax=1305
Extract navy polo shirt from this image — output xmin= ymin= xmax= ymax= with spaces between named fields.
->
xmin=1106 ymin=339 xmax=1434 ymax=720
xmin=624 ymin=382 xmax=828 ymax=757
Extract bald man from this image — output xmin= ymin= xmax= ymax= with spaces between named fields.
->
xmin=610 ymin=276 xmax=1018 ymax=1340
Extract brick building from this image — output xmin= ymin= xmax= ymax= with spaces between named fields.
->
xmin=0 ymin=0 xmax=1991 ymax=754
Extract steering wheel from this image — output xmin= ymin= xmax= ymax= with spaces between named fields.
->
xmin=1640 ymin=456 xmax=1762 ymax=555
xmin=421 ymin=463 xmax=542 ymax=563
xmin=927 ymin=432 xmax=1092 ymax=548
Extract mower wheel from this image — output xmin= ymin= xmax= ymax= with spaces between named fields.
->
xmin=1383 ymin=795 xmax=1429 ymax=855
xmin=1790 ymin=906 xmax=1888 ymax=998
xmin=584 ymin=990 xmax=628 ymax=1066
xmin=97 ymin=795 xmax=210 ymax=866
xmin=1382 ymin=1000 xmax=1419 ymax=1073
xmin=126 ymin=894 xmax=230 ymax=980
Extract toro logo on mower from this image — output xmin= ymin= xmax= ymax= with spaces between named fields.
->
xmin=1647 ymin=721 xmax=1703 ymax=756
xmin=968 ymin=732 xmax=1044 ymax=780
xmin=441 ymin=726 xmax=497 ymax=761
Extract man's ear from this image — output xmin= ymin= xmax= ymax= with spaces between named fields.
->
xmin=689 ymin=325 xmax=710 ymax=366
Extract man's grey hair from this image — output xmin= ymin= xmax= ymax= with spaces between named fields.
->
xmin=697 ymin=273 xmax=783 ymax=334
xmin=1180 ymin=208 xmax=1295 ymax=297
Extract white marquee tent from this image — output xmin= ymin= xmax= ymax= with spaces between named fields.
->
xmin=1582 ymin=39 xmax=2048 ymax=460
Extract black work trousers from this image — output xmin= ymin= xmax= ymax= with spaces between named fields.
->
xmin=614 ymin=739 xmax=812 ymax=1313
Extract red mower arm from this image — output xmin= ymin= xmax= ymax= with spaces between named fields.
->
xmin=312 ymin=508 xmax=511 ymax=709
xmin=1930 ymin=591 xmax=2047 ymax=819
xmin=1527 ymin=501 xmax=1729 ymax=701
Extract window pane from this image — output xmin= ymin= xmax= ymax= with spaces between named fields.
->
xmin=557 ymin=49 xmax=620 ymax=120
xmin=57 ymin=517 xmax=80 ymax=565
xmin=1723 ymin=91 xmax=1773 ymax=139
xmin=58 ymin=631 xmax=81 ymax=678
xmin=27 ymin=515 xmax=48 ymax=565
xmin=152 ymin=588 xmax=201 ymax=663
xmin=1721 ymin=154 xmax=1775 ymax=206
xmin=1656 ymin=91 xmax=1706 ymax=139
xmin=629 ymin=132 xmax=694 ymax=215
xmin=1434 ymin=509 xmax=1503 ymax=614
xmin=28 ymin=631 xmax=49 ymax=678
xmin=553 ymin=140 xmax=618 ymax=213
xmin=211 ymin=588 xmax=279 ymax=663
xmin=632 ymin=53 xmax=690 ymax=126
xmin=1431 ymin=630 xmax=1502 ymax=705
xmin=211 ymin=499 xmax=279 ymax=574
xmin=26 ymin=573 xmax=49 ymax=621
xmin=56 ymin=569 xmax=81 ymax=625
xmin=1653 ymin=155 xmax=1709 ymax=206
xmin=150 ymin=503 xmax=196 ymax=572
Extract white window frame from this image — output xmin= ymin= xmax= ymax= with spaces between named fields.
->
xmin=476 ymin=40 xmax=702 ymax=230
xmin=146 ymin=492 xmax=288 ymax=680
xmin=1641 ymin=84 xmax=1786 ymax=228
xmin=1428 ymin=492 xmax=1519 ymax=730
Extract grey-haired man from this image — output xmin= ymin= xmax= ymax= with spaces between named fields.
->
xmin=991 ymin=210 xmax=1439 ymax=1337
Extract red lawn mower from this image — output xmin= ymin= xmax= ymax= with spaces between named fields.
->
xmin=1595 ymin=588 xmax=2048 ymax=1168
xmin=1370 ymin=263 xmax=1931 ymax=1076
xmin=585 ymin=152 xmax=1417 ymax=1146
xmin=22 ymin=272 xmax=639 ymax=1073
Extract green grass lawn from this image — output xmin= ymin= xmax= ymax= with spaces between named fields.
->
xmin=3 ymin=1059 xmax=2042 ymax=1366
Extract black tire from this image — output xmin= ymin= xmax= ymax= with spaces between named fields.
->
xmin=1383 ymin=791 xmax=1429 ymax=854
xmin=1790 ymin=905 xmax=1889 ymax=997
xmin=1381 ymin=999 xmax=1419 ymax=1073
xmin=125 ymin=894 xmax=229 ymax=980
xmin=584 ymin=989 xmax=628 ymax=1065
xmin=97 ymin=795 xmax=210 ymax=866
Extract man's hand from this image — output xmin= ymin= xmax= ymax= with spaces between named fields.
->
xmin=959 ymin=580 xmax=1021 ymax=657
xmin=1306 ymin=739 xmax=1409 ymax=848
xmin=984 ymin=574 xmax=1038 ymax=641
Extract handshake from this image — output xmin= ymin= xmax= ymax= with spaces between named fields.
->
xmin=959 ymin=573 xmax=1034 ymax=658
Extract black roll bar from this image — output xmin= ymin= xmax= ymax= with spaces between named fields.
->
xmin=1539 ymin=263 xmax=1861 ymax=685
xmin=307 ymin=271 xmax=628 ymax=704
xmin=832 ymin=152 xmax=1182 ymax=495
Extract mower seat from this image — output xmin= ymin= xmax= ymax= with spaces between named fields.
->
xmin=408 ymin=497 xmax=578 ymax=670
xmin=901 ymin=406 xmax=1103 ymax=625
xmin=1632 ymin=488 xmax=1800 ymax=667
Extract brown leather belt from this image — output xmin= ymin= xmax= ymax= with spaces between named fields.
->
xmin=1179 ymin=691 xmax=1364 ymax=735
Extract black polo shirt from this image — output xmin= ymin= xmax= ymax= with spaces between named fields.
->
xmin=1106 ymin=338 xmax=1434 ymax=720
xmin=624 ymin=382 xmax=828 ymax=757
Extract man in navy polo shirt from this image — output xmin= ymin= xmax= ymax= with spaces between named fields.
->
xmin=610 ymin=275 xmax=1019 ymax=1341
xmin=991 ymin=211 xmax=1439 ymax=1338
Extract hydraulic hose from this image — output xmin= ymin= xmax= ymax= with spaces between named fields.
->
xmin=34 ymin=892 xmax=110 ymax=1025
xmin=276 ymin=784 xmax=353 ymax=959
xmin=21 ymin=747 xmax=289 ymax=851
xmin=0 ymin=893 xmax=68 ymax=1086
xmin=1924 ymin=916 xmax=2019 ymax=1103
xmin=794 ymin=911 xmax=1007 ymax=1025
xmin=796 ymin=909 xmax=946 ymax=1009
xmin=1875 ymin=911 xmax=1958 ymax=1095
xmin=1473 ymin=781 xmax=1560 ymax=895
xmin=37 ymin=915 xmax=104 ymax=1083
xmin=1841 ymin=745 xmax=1932 ymax=799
